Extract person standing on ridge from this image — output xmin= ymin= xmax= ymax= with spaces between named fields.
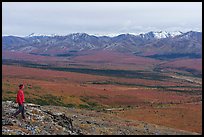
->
xmin=13 ymin=84 xmax=25 ymax=119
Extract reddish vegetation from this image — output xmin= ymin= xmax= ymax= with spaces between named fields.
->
xmin=2 ymin=64 xmax=202 ymax=134
xmin=3 ymin=50 xmax=161 ymax=70
xmin=2 ymin=51 xmax=60 ymax=62
xmin=72 ymin=51 xmax=160 ymax=70
xmin=117 ymin=103 xmax=202 ymax=133
xmin=163 ymin=58 xmax=202 ymax=71
xmin=74 ymin=51 xmax=159 ymax=64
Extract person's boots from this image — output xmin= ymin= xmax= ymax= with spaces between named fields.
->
xmin=22 ymin=116 xmax=26 ymax=121
xmin=11 ymin=113 xmax=17 ymax=118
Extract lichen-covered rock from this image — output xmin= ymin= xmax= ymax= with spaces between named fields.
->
xmin=2 ymin=101 xmax=82 ymax=135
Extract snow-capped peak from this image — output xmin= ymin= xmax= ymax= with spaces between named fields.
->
xmin=152 ymin=31 xmax=171 ymax=39
xmin=27 ymin=33 xmax=58 ymax=37
xmin=69 ymin=33 xmax=90 ymax=40
xmin=138 ymin=31 xmax=183 ymax=39
xmin=168 ymin=31 xmax=183 ymax=37
xmin=93 ymin=33 xmax=119 ymax=37
xmin=151 ymin=31 xmax=184 ymax=38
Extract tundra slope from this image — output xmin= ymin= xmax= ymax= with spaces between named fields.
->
xmin=2 ymin=101 xmax=200 ymax=135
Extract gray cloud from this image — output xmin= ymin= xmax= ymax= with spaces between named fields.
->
xmin=2 ymin=2 xmax=202 ymax=36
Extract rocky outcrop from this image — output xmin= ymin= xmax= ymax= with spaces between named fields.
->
xmin=2 ymin=101 xmax=82 ymax=135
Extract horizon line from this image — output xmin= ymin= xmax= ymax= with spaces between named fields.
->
xmin=2 ymin=30 xmax=202 ymax=37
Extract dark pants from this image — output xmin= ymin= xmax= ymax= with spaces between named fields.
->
xmin=14 ymin=103 xmax=25 ymax=119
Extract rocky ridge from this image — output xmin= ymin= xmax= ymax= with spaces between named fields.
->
xmin=2 ymin=101 xmax=200 ymax=135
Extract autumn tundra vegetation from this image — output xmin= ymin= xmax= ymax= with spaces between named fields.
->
xmin=2 ymin=32 xmax=202 ymax=134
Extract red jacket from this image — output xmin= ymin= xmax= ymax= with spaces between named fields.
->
xmin=16 ymin=89 xmax=25 ymax=105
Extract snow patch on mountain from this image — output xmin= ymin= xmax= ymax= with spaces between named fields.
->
xmin=169 ymin=31 xmax=183 ymax=37
xmin=27 ymin=33 xmax=59 ymax=37
xmin=138 ymin=31 xmax=183 ymax=39
xmin=152 ymin=31 xmax=171 ymax=39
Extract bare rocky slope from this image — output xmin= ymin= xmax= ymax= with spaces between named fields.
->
xmin=2 ymin=101 xmax=200 ymax=135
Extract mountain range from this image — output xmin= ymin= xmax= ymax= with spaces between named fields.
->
xmin=2 ymin=31 xmax=202 ymax=60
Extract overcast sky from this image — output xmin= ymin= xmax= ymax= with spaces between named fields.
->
xmin=2 ymin=2 xmax=202 ymax=36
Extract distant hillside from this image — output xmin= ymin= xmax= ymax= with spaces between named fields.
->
xmin=2 ymin=31 xmax=202 ymax=60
